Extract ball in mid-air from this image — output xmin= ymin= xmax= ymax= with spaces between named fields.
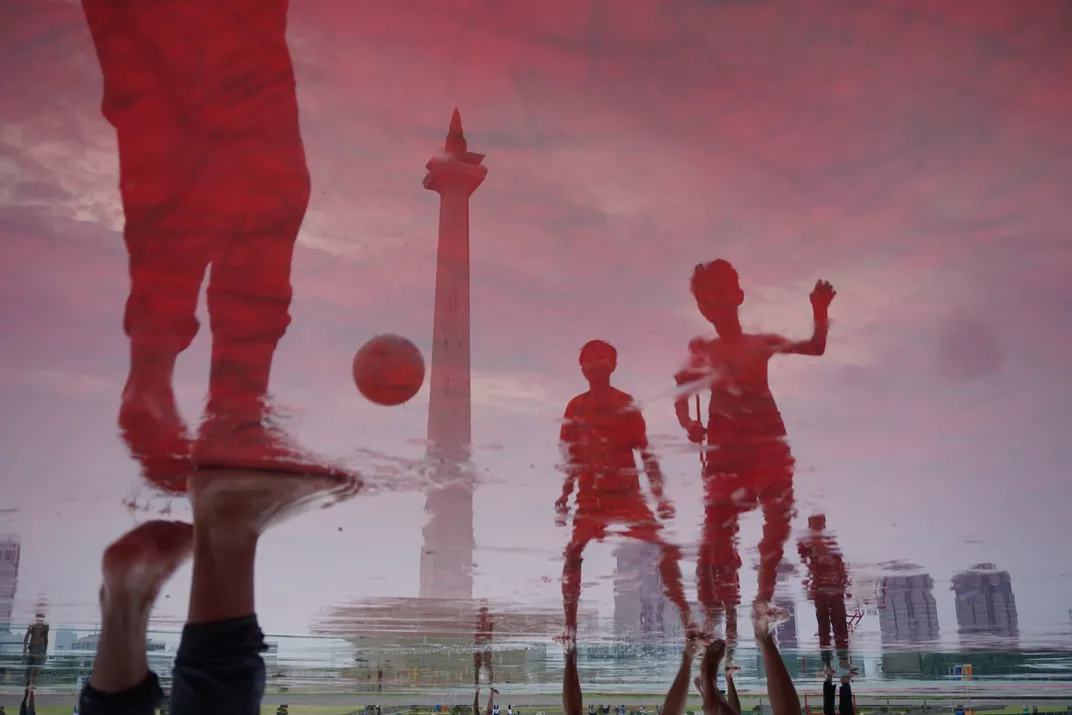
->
xmin=352 ymin=334 xmax=425 ymax=406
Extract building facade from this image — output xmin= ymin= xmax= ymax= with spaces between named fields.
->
xmin=879 ymin=573 xmax=940 ymax=646
xmin=952 ymin=563 xmax=1018 ymax=641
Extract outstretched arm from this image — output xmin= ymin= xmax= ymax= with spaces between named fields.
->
xmin=771 ymin=280 xmax=835 ymax=356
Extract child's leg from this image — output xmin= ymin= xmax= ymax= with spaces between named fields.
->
xmin=838 ymin=677 xmax=854 ymax=715
xmin=563 ymin=648 xmax=583 ymax=715
xmin=660 ymin=645 xmax=697 ymax=715
xmin=170 ymin=469 xmax=352 ymax=714
xmin=822 ymin=678 xmax=835 ymax=715
xmin=79 ymin=521 xmax=194 ymax=715
xmin=753 ymin=607 xmax=801 ymax=715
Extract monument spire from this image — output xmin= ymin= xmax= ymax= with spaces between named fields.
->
xmin=419 ymin=109 xmax=488 ymax=600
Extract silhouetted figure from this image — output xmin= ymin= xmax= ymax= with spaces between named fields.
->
xmin=474 ymin=602 xmax=494 ymax=686
xmin=562 ymin=636 xmax=700 ymax=715
xmin=81 ymin=0 xmax=339 ymax=492
xmin=22 ymin=613 xmax=48 ymax=687
xmin=18 ymin=688 xmax=35 ymax=715
xmin=798 ymin=515 xmax=853 ymax=673
xmin=823 ymin=671 xmax=854 ymax=715
xmin=473 ymin=685 xmax=499 ymax=715
xmin=695 ymin=611 xmax=801 ymax=715
xmin=557 ymin=341 xmax=691 ymax=640
xmin=77 ymin=470 xmax=357 ymax=715
xmin=675 ymin=260 xmax=835 ymax=648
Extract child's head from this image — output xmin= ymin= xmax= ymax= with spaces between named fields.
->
xmin=808 ymin=514 xmax=826 ymax=531
xmin=579 ymin=340 xmax=617 ymax=383
xmin=691 ymin=260 xmax=744 ymax=324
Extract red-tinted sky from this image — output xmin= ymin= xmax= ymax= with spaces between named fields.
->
xmin=1 ymin=0 xmax=1071 ymax=649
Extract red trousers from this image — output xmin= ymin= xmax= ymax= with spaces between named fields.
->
xmin=82 ymin=0 xmax=309 ymax=352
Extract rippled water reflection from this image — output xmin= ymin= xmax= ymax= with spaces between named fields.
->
xmin=3 ymin=0 xmax=1072 ymax=707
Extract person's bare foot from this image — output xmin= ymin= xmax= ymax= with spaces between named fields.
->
xmin=189 ymin=468 xmax=359 ymax=541
xmin=101 ymin=521 xmax=193 ymax=606
xmin=751 ymin=601 xmax=788 ymax=640
xmin=554 ymin=626 xmax=577 ymax=654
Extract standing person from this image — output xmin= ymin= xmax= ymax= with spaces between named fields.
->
xmin=22 ymin=613 xmax=48 ymax=687
xmin=474 ymin=686 xmax=498 ymax=715
xmin=81 ymin=0 xmax=334 ymax=492
xmin=557 ymin=340 xmax=692 ymax=641
xmin=797 ymin=515 xmax=854 ymax=673
xmin=77 ymin=468 xmax=357 ymax=715
xmin=18 ymin=688 xmax=35 ymax=715
xmin=823 ymin=670 xmax=855 ymax=715
xmin=675 ymin=260 xmax=835 ymax=648
xmin=474 ymin=602 xmax=494 ymax=687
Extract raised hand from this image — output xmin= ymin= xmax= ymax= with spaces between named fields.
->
xmin=810 ymin=279 xmax=836 ymax=311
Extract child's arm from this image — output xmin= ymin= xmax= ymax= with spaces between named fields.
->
xmin=770 ymin=279 xmax=835 ymax=356
xmin=674 ymin=339 xmax=711 ymax=442
xmin=556 ymin=405 xmax=580 ymax=515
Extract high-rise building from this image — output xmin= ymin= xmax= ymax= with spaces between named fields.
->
xmin=951 ymin=563 xmax=1018 ymax=640
xmin=419 ymin=110 xmax=487 ymax=601
xmin=0 ymin=535 xmax=20 ymax=632
xmin=613 ymin=541 xmax=700 ymax=642
xmin=879 ymin=573 xmax=940 ymax=645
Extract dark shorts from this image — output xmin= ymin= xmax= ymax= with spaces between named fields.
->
xmin=24 ymin=652 xmax=45 ymax=668
xmin=78 ymin=615 xmax=266 ymax=715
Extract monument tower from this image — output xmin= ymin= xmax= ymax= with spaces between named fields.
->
xmin=419 ymin=109 xmax=487 ymax=600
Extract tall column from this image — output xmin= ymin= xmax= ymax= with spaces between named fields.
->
xmin=419 ymin=109 xmax=487 ymax=600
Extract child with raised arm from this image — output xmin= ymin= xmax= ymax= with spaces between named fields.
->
xmin=675 ymin=260 xmax=835 ymax=648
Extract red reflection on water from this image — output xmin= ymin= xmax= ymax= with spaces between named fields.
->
xmin=82 ymin=0 xmax=350 ymax=490
xmin=798 ymin=514 xmax=852 ymax=667
xmin=676 ymin=261 xmax=835 ymax=644
xmin=557 ymin=340 xmax=692 ymax=636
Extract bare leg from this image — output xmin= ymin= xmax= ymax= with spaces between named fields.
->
xmin=694 ymin=640 xmax=738 ymax=715
xmin=725 ymin=668 xmax=741 ymax=715
xmin=474 ymin=688 xmax=481 ymax=715
xmin=650 ymin=537 xmax=693 ymax=631
xmin=753 ymin=605 xmax=801 ymax=715
xmin=563 ymin=646 xmax=583 ymax=715
xmin=562 ymin=536 xmax=590 ymax=635
xmin=661 ymin=642 xmax=698 ymax=715
xmin=90 ymin=521 xmax=194 ymax=693
xmin=838 ymin=674 xmax=854 ymax=715
xmin=186 ymin=468 xmax=344 ymax=623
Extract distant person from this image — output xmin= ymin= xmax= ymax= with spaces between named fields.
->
xmin=797 ymin=515 xmax=854 ymax=673
xmin=23 ymin=613 xmax=48 ymax=687
xmin=823 ymin=669 xmax=854 ymax=715
xmin=676 ymin=260 xmax=835 ymax=650
xmin=77 ymin=468 xmax=358 ymax=715
xmin=18 ymin=688 xmax=35 ymax=715
xmin=81 ymin=0 xmax=340 ymax=493
xmin=474 ymin=686 xmax=499 ymax=715
xmin=474 ymin=602 xmax=494 ymax=688
xmin=562 ymin=635 xmax=702 ymax=715
xmin=557 ymin=340 xmax=693 ymax=641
